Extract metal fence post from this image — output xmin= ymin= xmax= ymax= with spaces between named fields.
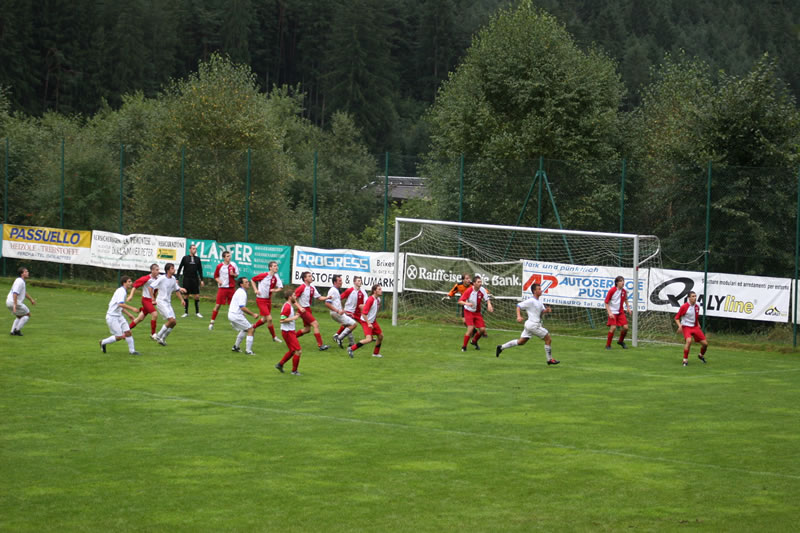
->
xmin=383 ymin=152 xmax=389 ymax=251
xmin=703 ymin=161 xmax=712 ymax=331
xmin=245 ymin=148 xmax=251 ymax=242
xmin=59 ymin=138 xmax=64 ymax=282
xmin=312 ymin=151 xmax=317 ymax=247
xmin=180 ymin=146 xmax=185 ymax=237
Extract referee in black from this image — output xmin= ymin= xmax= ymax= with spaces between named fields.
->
xmin=177 ymin=243 xmax=205 ymax=317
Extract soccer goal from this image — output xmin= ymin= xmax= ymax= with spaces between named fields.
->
xmin=391 ymin=218 xmax=674 ymax=346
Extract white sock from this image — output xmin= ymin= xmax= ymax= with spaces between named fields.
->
xmin=17 ymin=315 xmax=29 ymax=331
xmin=545 ymin=345 xmax=552 ymax=360
xmin=235 ymin=331 xmax=246 ymax=347
xmin=125 ymin=337 xmax=136 ymax=352
xmin=348 ymin=333 xmax=355 ymax=343
xmin=102 ymin=335 xmax=117 ymax=345
xmin=341 ymin=327 xmax=352 ymax=339
xmin=501 ymin=339 xmax=518 ymax=350
xmin=246 ymin=335 xmax=253 ymax=352
xmin=163 ymin=327 xmax=173 ymax=339
xmin=11 ymin=318 xmax=19 ymax=332
xmin=158 ymin=325 xmax=168 ymax=338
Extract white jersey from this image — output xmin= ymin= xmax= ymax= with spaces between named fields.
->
xmin=228 ymin=287 xmax=248 ymax=319
xmin=362 ymin=295 xmax=380 ymax=323
xmin=326 ymin=287 xmax=343 ymax=312
xmin=6 ymin=277 xmax=26 ymax=305
xmin=106 ymin=286 xmax=128 ymax=317
xmin=518 ymin=296 xmax=546 ymax=325
xmin=279 ymin=301 xmax=295 ymax=332
xmin=296 ymin=284 xmax=319 ymax=308
xmin=256 ymin=272 xmax=283 ymax=299
xmin=152 ymin=275 xmax=181 ymax=304
xmin=343 ymin=287 xmax=368 ymax=314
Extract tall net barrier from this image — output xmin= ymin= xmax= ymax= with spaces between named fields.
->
xmin=392 ymin=218 xmax=675 ymax=344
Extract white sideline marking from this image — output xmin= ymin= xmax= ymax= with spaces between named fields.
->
xmin=23 ymin=377 xmax=800 ymax=481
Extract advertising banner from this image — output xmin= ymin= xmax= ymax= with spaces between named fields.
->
xmin=190 ymin=239 xmax=292 ymax=283
xmin=403 ymin=253 xmax=522 ymax=298
xmin=90 ymin=231 xmax=186 ymax=272
xmin=292 ymin=246 xmax=404 ymax=292
xmin=521 ymin=260 xmax=648 ymax=311
xmin=2 ymin=223 xmax=93 ymax=265
xmin=648 ymin=268 xmax=790 ymax=322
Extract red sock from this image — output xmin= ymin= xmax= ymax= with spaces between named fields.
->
xmin=606 ymin=332 xmax=614 ymax=347
xmin=336 ymin=325 xmax=345 ymax=335
xmin=314 ymin=333 xmax=323 ymax=346
xmin=150 ymin=320 xmax=157 ymax=335
xmin=619 ymin=330 xmax=627 ymax=343
xmin=463 ymin=335 xmax=470 ymax=348
xmin=268 ymin=324 xmax=276 ymax=338
xmin=373 ymin=343 xmax=381 ymax=355
xmin=129 ymin=320 xmax=136 ymax=329
xmin=472 ymin=331 xmax=481 ymax=344
xmin=292 ymin=354 xmax=300 ymax=372
xmin=700 ymin=345 xmax=707 ymax=355
xmin=279 ymin=351 xmax=292 ymax=365
xmin=253 ymin=319 xmax=264 ymax=329
xmin=212 ymin=309 xmax=218 ymax=321
xmin=683 ymin=348 xmax=689 ymax=358
xmin=296 ymin=330 xmax=305 ymax=338
xmin=352 ymin=341 xmax=363 ymax=352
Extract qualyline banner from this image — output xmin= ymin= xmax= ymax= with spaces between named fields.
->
xmin=90 ymin=231 xmax=186 ymax=272
xmin=293 ymin=246 xmax=404 ymax=292
xmin=2 ymin=223 xmax=93 ymax=265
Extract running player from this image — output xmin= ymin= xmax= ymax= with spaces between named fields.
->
xmin=293 ymin=271 xmax=330 ymax=351
xmin=99 ymin=276 xmax=140 ymax=355
xmin=337 ymin=275 xmax=368 ymax=347
xmin=127 ymin=263 xmax=160 ymax=336
xmin=674 ymin=291 xmax=708 ymax=366
xmin=208 ymin=251 xmax=238 ymax=330
xmin=458 ymin=275 xmax=493 ymax=351
xmin=347 ymin=284 xmax=384 ymax=358
xmin=495 ymin=283 xmax=559 ymax=365
xmin=604 ymin=275 xmax=631 ymax=349
xmin=177 ymin=243 xmax=204 ymax=318
xmin=324 ymin=274 xmax=358 ymax=349
xmin=251 ymin=261 xmax=284 ymax=343
xmin=7 ymin=266 xmax=35 ymax=336
xmin=275 ymin=288 xmax=303 ymax=376
xmin=229 ymin=277 xmax=259 ymax=355
xmin=151 ymin=263 xmax=186 ymax=346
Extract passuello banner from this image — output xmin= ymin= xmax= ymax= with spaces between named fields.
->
xmin=292 ymin=246 xmax=404 ymax=293
xmin=403 ymin=253 xmax=522 ymax=299
xmin=2 ymin=223 xmax=93 ymax=265
xmin=190 ymin=239 xmax=292 ymax=284
xmin=522 ymin=259 xmax=648 ymax=311
xmin=90 ymin=231 xmax=186 ymax=272
xmin=648 ymin=268 xmax=790 ymax=323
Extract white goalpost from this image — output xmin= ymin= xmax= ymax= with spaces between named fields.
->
xmin=392 ymin=218 xmax=673 ymax=346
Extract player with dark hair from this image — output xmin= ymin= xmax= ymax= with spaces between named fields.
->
xmin=100 ymin=276 xmax=140 ymax=355
xmin=337 ymin=275 xmax=367 ymax=347
xmin=495 ymin=283 xmax=559 ymax=365
xmin=229 ymin=276 xmax=259 ymax=355
xmin=209 ymin=251 xmax=238 ymax=331
xmin=127 ymin=263 xmax=160 ymax=336
xmin=604 ymin=275 xmax=631 ymax=349
xmin=7 ymin=266 xmax=35 ymax=336
xmin=275 ymin=288 xmax=303 ymax=375
xmin=458 ymin=275 xmax=493 ymax=351
xmin=151 ymin=263 xmax=186 ymax=346
xmin=675 ymin=291 xmax=708 ymax=366
xmin=251 ymin=260 xmax=284 ymax=343
xmin=293 ymin=271 xmax=329 ymax=351
xmin=177 ymin=243 xmax=204 ymax=318
xmin=325 ymin=274 xmax=358 ymax=349
xmin=347 ymin=284 xmax=384 ymax=358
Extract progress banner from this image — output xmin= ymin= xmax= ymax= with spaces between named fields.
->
xmin=292 ymin=246 xmax=404 ymax=292
xmin=2 ymin=223 xmax=92 ymax=265
xmin=648 ymin=268 xmax=790 ymax=322
xmin=403 ymin=253 xmax=522 ymax=298
xmin=90 ymin=231 xmax=186 ymax=272
xmin=190 ymin=239 xmax=292 ymax=283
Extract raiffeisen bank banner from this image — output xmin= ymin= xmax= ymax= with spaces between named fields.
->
xmin=292 ymin=246 xmax=405 ymax=292
xmin=522 ymin=260 xmax=648 ymax=311
xmin=404 ymin=253 xmax=522 ymax=299
xmin=648 ymin=268 xmax=790 ymax=322
xmin=3 ymin=223 xmax=93 ymax=265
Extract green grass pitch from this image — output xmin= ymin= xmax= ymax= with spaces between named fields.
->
xmin=1 ymin=281 xmax=799 ymax=532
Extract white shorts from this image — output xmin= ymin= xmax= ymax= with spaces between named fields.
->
xmin=106 ymin=315 xmax=130 ymax=336
xmin=7 ymin=302 xmax=30 ymax=317
xmin=156 ymin=300 xmax=176 ymax=320
xmin=330 ymin=311 xmax=356 ymax=327
xmin=228 ymin=315 xmax=252 ymax=332
xmin=521 ymin=321 xmax=549 ymax=339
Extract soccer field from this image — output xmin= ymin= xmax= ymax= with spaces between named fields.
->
xmin=1 ymin=282 xmax=799 ymax=532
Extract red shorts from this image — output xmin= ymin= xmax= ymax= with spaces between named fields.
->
xmin=607 ymin=313 xmax=628 ymax=327
xmin=681 ymin=325 xmax=706 ymax=342
xmin=299 ymin=308 xmax=315 ymax=327
xmin=282 ymin=330 xmax=301 ymax=352
xmin=215 ymin=287 xmax=236 ymax=305
xmin=140 ymin=297 xmax=156 ymax=315
xmin=361 ymin=320 xmax=382 ymax=337
xmin=464 ymin=310 xmax=485 ymax=328
xmin=256 ymin=298 xmax=272 ymax=316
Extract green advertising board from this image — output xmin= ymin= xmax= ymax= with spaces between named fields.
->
xmin=189 ymin=239 xmax=292 ymax=285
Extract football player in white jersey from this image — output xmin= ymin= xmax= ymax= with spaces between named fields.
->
xmin=150 ymin=263 xmax=187 ymax=346
xmin=292 ymin=271 xmax=330 ymax=351
xmin=99 ymin=276 xmax=141 ymax=355
xmin=7 ymin=266 xmax=35 ymax=336
xmin=495 ymin=283 xmax=559 ymax=365
xmin=324 ymin=274 xmax=358 ymax=349
xmin=228 ymin=277 xmax=259 ymax=355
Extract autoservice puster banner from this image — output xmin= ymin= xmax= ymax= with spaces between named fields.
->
xmin=522 ymin=260 xmax=648 ymax=311
xmin=90 ymin=231 xmax=186 ymax=271
xmin=292 ymin=246 xmax=404 ymax=292
xmin=2 ymin=223 xmax=93 ymax=265
xmin=190 ymin=239 xmax=292 ymax=282
xmin=648 ymin=268 xmax=791 ymax=322
xmin=403 ymin=253 xmax=522 ymax=299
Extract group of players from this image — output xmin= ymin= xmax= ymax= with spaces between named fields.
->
xmin=7 ymin=253 xmax=710 ymax=368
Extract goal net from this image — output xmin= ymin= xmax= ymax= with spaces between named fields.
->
xmin=391 ymin=218 xmax=674 ymax=345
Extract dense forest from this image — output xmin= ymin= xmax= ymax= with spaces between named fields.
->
xmin=1 ymin=0 xmax=799 ymax=154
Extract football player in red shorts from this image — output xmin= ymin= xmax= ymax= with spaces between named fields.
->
xmin=275 ymin=288 xmax=304 ymax=375
xmin=347 ymin=284 xmax=385 ymax=358
xmin=292 ymin=271 xmax=330 ymax=351
xmin=674 ymin=291 xmax=708 ymax=366
xmin=458 ymin=275 xmax=493 ymax=351
xmin=208 ymin=251 xmax=239 ymax=330
xmin=604 ymin=275 xmax=631 ymax=349
xmin=127 ymin=263 xmax=161 ymax=336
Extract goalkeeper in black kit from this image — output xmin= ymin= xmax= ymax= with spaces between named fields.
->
xmin=177 ymin=243 xmax=205 ymax=318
